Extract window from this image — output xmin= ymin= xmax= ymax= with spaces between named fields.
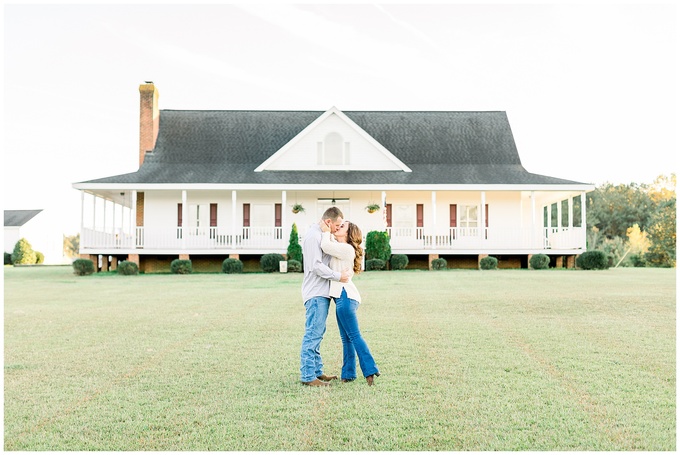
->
xmin=275 ymin=203 xmax=282 ymax=239
xmin=210 ymin=203 xmax=217 ymax=239
xmin=573 ymin=195 xmax=582 ymax=227
xmin=317 ymin=132 xmax=349 ymax=165
xmin=460 ymin=205 xmax=478 ymax=236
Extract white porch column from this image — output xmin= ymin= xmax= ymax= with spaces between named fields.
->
xmin=131 ymin=191 xmax=137 ymax=247
xmin=112 ymin=200 xmax=117 ymax=238
xmin=80 ymin=191 xmax=85 ymax=235
xmin=480 ymin=191 xmax=486 ymax=240
xmin=232 ymin=190 xmax=237 ymax=247
xmin=181 ymin=190 xmax=187 ymax=250
xmin=281 ymin=190 xmax=287 ymax=242
xmin=381 ymin=191 xmax=387 ymax=231
xmin=91 ymin=194 xmax=96 ymax=230
xmin=581 ymin=191 xmax=587 ymax=248
xmin=531 ymin=191 xmax=536 ymax=247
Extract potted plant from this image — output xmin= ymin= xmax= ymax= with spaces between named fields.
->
xmin=292 ymin=203 xmax=305 ymax=214
xmin=366 ymin=203 xmax=381 ymax=214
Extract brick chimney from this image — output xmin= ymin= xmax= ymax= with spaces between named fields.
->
xmin=139 ymin=82 xmax=159 ymax=167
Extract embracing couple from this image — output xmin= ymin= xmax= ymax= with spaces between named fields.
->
xmin=299 ymin=207 xmax=380 ymax=387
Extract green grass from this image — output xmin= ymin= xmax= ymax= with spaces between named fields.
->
xmin=4 ymin=266 xmax=676 ymax=450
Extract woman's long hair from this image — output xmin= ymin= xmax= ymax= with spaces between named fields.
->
xmin=346 ymin=222 xmax=364 ymax=274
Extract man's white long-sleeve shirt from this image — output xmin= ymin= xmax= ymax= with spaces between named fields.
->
xmin=301 ymin=223 xmax=341 ymax=303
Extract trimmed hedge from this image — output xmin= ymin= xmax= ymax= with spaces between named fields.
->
xmin=34 ymin=251 xmax=44 ymax=264
xmin=117 ymin=260 xmax=139 ymax=275
xmin=479 ymin=256 xmax=498 ymax=270
xmin=365 ymin=258 xmax=386 ymax=271
xmin=530 ymin=254 xmax=550 ymax=270
xmin=261 ymin=253 xmax=285 ymax=273
xmin=431 ymin=258 xmax=447 ymax=270
xmin=72 ymin=258 xmax=95 ymax=276
xmin=287 ymin=259 xmax=302 ymax=273
xmin=171 ymin=259 xmax=193 ymax=274
xmin=12 ymin=238 xmax=36 ymax=265
xmin=390 ymin=254 xmax=409 ymax=270
xmin=4 ymin=252 xmax=12 ymax=265
xmin=222 ymin=258 xmax=244 ymax=274
xmin=576 ymin=250 xmax=609 ymax=270
xmin=365 ymin=231 xmax=391 ymax=261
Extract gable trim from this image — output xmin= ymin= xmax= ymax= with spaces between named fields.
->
xmin=254 ymin=106 xmax=412 ymax=173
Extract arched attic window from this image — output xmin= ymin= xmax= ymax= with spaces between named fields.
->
xmin=317 ymin=132 xmax=349 ymax=165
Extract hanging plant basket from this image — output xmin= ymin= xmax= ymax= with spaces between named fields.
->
xmin=366 ymin=204 xmax=381 ymax=214
xmin=292 ymin=204 xmax=305 ymax=214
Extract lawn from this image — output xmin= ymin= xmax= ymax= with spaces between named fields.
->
xmin=3 ymin=266 xmax=676 ymax=451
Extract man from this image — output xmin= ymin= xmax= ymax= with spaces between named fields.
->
xmin=300 ymin=207 xmax=349 ymax=387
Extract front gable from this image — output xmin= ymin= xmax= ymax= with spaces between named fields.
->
xmin=254 ymin=107 xmax=411 ymax=173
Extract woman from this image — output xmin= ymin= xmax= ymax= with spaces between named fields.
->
xmin=320 ymin=220 xmax=380 ymax=386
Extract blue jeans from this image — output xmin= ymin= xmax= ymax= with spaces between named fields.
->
xmin=300 ymin=296 xmax=331 ymax=382
xmin=335 ymin=288 xmax=379 ymax=380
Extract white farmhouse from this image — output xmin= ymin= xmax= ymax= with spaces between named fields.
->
xmin=72 ymin=83 xmax=594 ymax=272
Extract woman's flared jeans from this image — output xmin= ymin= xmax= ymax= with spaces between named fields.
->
xmin=335 ymin=288 xmax=379 ymax=380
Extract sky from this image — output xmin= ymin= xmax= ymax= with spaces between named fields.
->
xmin=3 ymin=1 xmax=678 ymax=235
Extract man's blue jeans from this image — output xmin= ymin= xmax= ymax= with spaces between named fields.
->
xmin=300 ymin=296 xmax=331 ymax=382
xmin=335 ymin=288 xmax=379 ymax=380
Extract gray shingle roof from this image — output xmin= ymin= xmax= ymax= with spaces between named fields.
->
xmin=80 ymin=110 xmax=585 ymax=185
xmin=4 ymin=210 xmax=42 ymax=227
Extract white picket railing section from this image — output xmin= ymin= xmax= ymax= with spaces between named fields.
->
xmin=82 ymin=225 xmax=586 ymax=251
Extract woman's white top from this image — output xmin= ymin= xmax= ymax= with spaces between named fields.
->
xmin=320 ymin=232 xmax=362 ymax=303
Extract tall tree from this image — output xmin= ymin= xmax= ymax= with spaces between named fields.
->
xmin=587 ymin=182 xmax=654 ymax=239
xmin=63 ymin=234 xmax=80 ymax=259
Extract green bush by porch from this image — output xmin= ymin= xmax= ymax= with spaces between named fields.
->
xmin=222 ymin=258 xmax=244 ymax=274
xmin=479 ymin=256 xmax=498 ymax=270
xmin=260 ymin=253 xmax=285 ymax=273
xmin=530 ymin=254 xmax=550 ymax=270
xmin=72 ymin=258 xmax=95 ymax=276
xmin=170 ymin=259 xmax=192 ymax=274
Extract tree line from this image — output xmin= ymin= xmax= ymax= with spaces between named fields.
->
xmin=586 ymin=174 xmax=675 ymax=268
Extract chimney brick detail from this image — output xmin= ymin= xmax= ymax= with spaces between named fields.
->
xmin=139 ymin=82 xmax=159 ymax=167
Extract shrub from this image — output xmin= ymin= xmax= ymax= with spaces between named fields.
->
xmin=261 ymin=253 xmax=285 ymax=273
xmin=431 ymin=258 xmax=447 ymax=270
xmin=34 ymin=251 xmax=44 ymax=264
xmin=287 ymin=223 xmax=303 ymax=263
xmin=530 ymin=254 xmax=550 ymax=270
xmin=365 ymin=231 xmax=391 ymax=261
xmin=222 ymin=258 xmax=244 ymax=274
xmin=11 ymin=238 xmax=36 ymax=265
xmin=390 ymin=254 xmax=409 ymax=270
xmin=5 ymin=252 xmax=13 ymax=265
xmin=479 ymin=256 xmax=498 ymax=270
xmin=72 ymin=258 xmax=95 ymax=276
xmin=576 ymin=250 xmax=609 ymax=270
xmin=287 ymin=259 xmax=302 ymax=273
xmin=365 ymin=259 xmax=386 ymax=271
xmin=117 ymin=260 xmax=139 ymax=275
xmin=171 ymin=259 xmax=193 ymax=274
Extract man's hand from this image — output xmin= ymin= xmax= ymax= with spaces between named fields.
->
xmin=319 ymin=220 xmax=331 ymax=233
xmin=340 ymin=269 xmax=350 ymax=283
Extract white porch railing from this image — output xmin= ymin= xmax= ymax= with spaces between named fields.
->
xmin=387 ymin=226 xmax=586 ymax=250
xmin=81 ymin=226 xmax=286 ymax=250
xmin=82 ymin=226 xmax=586 ymax=251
